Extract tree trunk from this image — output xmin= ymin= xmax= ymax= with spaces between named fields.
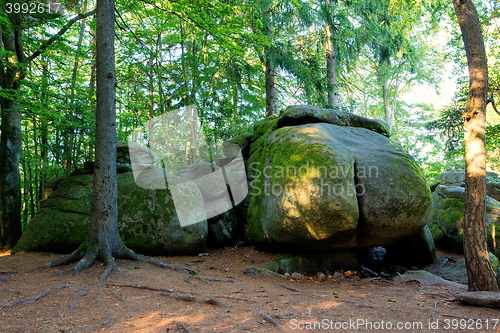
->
xmin=89 ymin=14 xmax=97 ymax=93
xmin=325 ymin=0 xmax=339 ymax=109
xmin=38 ymin=59 xmax=49 ymax=202
xmin=265 ymin=57 xmax=276 ymax=117
xmin=382 ymin=78 xmax=395 ymax=133
xmin=0 ymin=20 xmax=23 ymax=248
xmin=44 ymin=0 xmax=162 ymax=280
xmin=453 ymin=0 xmax=500 ymax=292
xmin=39 ymin=113 xmax=48 ymax=201
xmin=83 ymin=0 xmax=124 ymax=264
xmin=263 ymin=1 xmax=276 ymax=117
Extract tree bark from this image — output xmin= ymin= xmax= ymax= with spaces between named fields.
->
xmin=87 ymin=0 xmax=126 ymax=261
xmin=382 ymin=78 xmax=395 ymax=133
xmin=0 ymin=19 xmax=23 ymax=248
xmin=44 ymin=0 xmax=157 ymax=280
xmin=265 ymin=57 xmax=276 ymax=117
xmin=263 ymin=2 xmax=276 ymax=117
xmin=325 ymin=0 xmax=339 ymax=109
xmin=453 ymin=0 xmax=500 ymax=292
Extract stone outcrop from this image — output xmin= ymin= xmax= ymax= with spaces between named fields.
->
xmin=13 ymin=172 xmax=208 ymax=255
xmin=246 ymin=105 xmax=432 ymax=252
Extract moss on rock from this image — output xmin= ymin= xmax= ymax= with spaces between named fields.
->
xmin=246 ymin=122 xmax=431 ymax=251
xmin=429 ymin=185 xmax=500 ymax=255
xmin=13 ymin=172 xmax=207 ymax=255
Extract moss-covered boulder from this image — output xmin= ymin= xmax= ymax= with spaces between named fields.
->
xmin=249 ymin=115 xmax=280 ymax=156
xmin=13 ymin=172 xmax=207 ymax=255
xmin=429 ymin=185 xmax=500 ymax=255
xmin=246 ymin=121 xmax=432 ymax=250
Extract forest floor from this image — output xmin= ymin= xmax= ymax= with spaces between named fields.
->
xmin=0 ymin=247 xmax=499 ymax=333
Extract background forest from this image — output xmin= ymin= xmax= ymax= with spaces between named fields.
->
xmin=1 ymin=0 xmax=500 ymax=230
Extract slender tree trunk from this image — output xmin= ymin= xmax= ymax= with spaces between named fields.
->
xmin=265 ymin=57 xmax=276 ymax=117
xmin=30 ymin=118 xmax=36 ymax=219
xmin=63 ymin=133 xmax=72 ymax=176
xmin=38 ymin=59 xmax=49 ymax=202
xmin=89 ymin=15 xmax=97 ymax=93
xmin=33 ymin=116 xmax=39 ymax=213
xmin=325 ymin=0 xmax=339 ymax=109
xmin=382 ymin=79 xmax=394 ymax=132
xmin=232 ymin=71 xmax=238 ymax=122
xmin=39 ymin=114 xmax=48 ymax=201
xmin=156 ymin=33 xmax=166 ymax=115
xmin=263 ymin=1 xmax=276 ymax=117
xmin=148 ymin=59 xmax=155 ymax=118
xmin=453 ymin=0 xmax=500 ymax=292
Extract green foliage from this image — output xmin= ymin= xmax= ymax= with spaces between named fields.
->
xmin=4 ymin=0 xmax=500 ymax=227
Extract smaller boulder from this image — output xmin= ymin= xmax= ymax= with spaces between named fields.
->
xmin=243 ymin=266 xmax=284 ymax=278
xmin=439 ymin=253 xmax=499 ymax=284
xmin=429 ymin=185 xmax=500 ymax=255
xmin=432 ymin=169 xmax=500 ymax=201
xmin=395 ymin=270 xmax=466 ymax=289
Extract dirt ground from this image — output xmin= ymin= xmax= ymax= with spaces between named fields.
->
xmin=1 ymin=247 xmax=499 ymax=333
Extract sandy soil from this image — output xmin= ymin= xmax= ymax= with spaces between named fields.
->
xmin=1 ymin=247 xmax=499 ymax=333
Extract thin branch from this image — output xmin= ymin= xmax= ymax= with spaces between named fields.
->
xmin=26 ymin=9 xmax=97 ymax=65
xmin=488 ymin=97 xmax=500 ymax=116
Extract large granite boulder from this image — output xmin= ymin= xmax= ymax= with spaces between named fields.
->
xmin=429 ymin=185 xmax=500 ymax=255
xmin=246 ymin=105 xmax=432 ymax=251
xmin=13 ymin=172 xmax=207 ymax=255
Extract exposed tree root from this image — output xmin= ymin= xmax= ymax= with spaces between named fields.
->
xmin=109 ymin=283 xmax=199 ymax=295
xmin=125 ymin=251 xmax=192 ymax=274
xmin=41 ymin=240 xmax=192 ymax=282
xmin=176 ymin=321 xmax=193 ymax=333
xmin=0 ymin=288 xmax=22 ymax=295
xmin=276 ymin=283 xmax=300 ymax=292
xmin=226 ymin=275 xmax=242 ymax=281
xmin=58 ymin=303 xmax=75 ymax=318
xmin=188 ymin=275 xmax=235 ymax=284
xmin=214 ymin=294 xmax=256 ymax=302
xmin=0 ymin=273 xmax=16 ymax=284
xmin=248 ymin=308 xmax=282 ymax=329
xmin=160 ymin=292 xmax=228 ymax=307
xmin=0 ymin=285 xmax=69 ymax=309
xmin=102 ymin=314 xmax=113 ymax=325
